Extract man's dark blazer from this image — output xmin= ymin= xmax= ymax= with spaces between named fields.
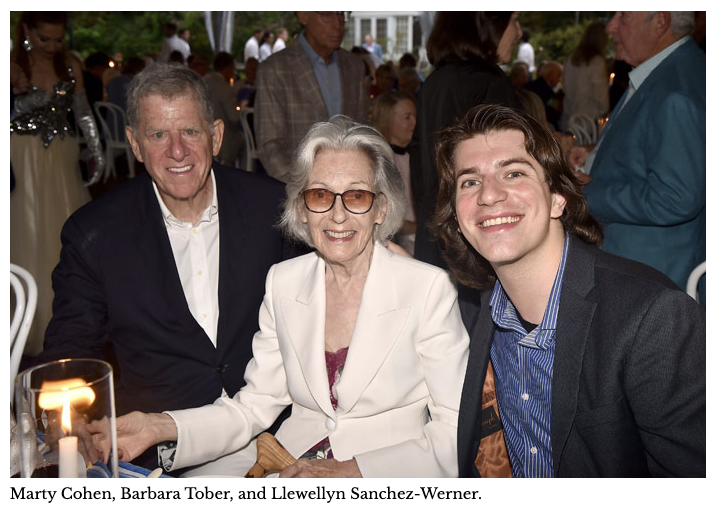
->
xmin=457 ymin=235 xmax=706 ymax=477
xmin=41 ymin=164 xmax=301 ymax=446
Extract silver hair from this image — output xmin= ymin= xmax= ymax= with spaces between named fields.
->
xmin=669 ymin=11 xmax=695 ymax=36
xmin=126 ymin=62 xmax=214 ymax=131
xmin=280 ymin=115 xmax=407 ymax=247
xmin=646 ymin=11 xmax=695 ymax=36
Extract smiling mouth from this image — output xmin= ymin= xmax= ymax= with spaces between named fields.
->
xmin=325 ymin=230 xmax=355 ymax=239
xmin=168 ymin=165 xmax=193 ymax=173
xmin=481 ymin=216 xmax=521 ymax=228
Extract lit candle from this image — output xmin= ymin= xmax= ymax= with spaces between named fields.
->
xmin=59 ymin=436 xmax=78 ymax=478
xmin=38 ymin=378 xmax=95 ymax=478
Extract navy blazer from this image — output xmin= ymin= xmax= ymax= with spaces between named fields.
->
xmin=42 ymin=164 xmax=301 ymax=418
xmin=457 ymin=235 xmax=706 ymax=477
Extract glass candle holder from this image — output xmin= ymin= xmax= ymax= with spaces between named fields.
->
xmin=14 ymin=359 xmax=119 ymax=478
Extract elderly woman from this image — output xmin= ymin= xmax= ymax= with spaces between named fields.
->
xmin=108 ymin=115 xmax=469 ymax=478
xmin=371 ymin=91 xmax=418 ymax=255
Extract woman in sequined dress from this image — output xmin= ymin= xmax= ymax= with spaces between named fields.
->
xmin=10 ymin=12 xmax=104 ymax=356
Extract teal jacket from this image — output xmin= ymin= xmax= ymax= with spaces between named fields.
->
xmin=584 ymin=38 xmax=706 ymax=301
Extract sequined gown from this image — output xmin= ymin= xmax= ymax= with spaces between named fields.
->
xmin=10 ymin=76 xmax=91 ymax=356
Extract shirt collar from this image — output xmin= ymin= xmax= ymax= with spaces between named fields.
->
xmin=299 ymin=30 xmax=338 ymax=67
xmin=153 ymin=169 xmax=219 ymax=228
xmin=629 ymin=36 xmax=689 ymax=91
xmin=490 ymin=234 xmax=570 ymax=349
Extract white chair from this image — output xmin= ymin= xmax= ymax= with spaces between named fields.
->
xmin=240 ymin=107 xmax=259 ymax=172
xmin=10 ymin=264 xmax=37 ymax=402
xmin=686 ymin=261 xmax=706 ymax=302
xmin=93 ymin=101 xmax=136 ymax=181
xmin=567 ymin=113 xmax=598 ymax=146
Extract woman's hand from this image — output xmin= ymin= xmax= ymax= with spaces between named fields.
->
xmin=279 ymin=458 xmax=362 ymax=478
xmin=88 ymin=411 xmax=178 ymax=463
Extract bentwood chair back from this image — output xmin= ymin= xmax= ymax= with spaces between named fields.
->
xmin=686 ymin=261 xmax=706 ymax=302
xmin=240 ymin=107 xmax=259 ymax=172
xmin=94 ymin=101 xmax=136 ymax=182
xmin=10 ymin=264 xmax=37 ymax=402
xmin=567 ymin=113 xmax=598 ymax=146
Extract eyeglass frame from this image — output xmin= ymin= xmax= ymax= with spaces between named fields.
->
xmin=314 ymin=11 xmax=351 ymax=24
xmin=301 ymin=188 xmax=378 ymax=214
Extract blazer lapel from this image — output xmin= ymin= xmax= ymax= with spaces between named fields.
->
xmin=458 ymin=290 xmax=494 ymax=476
xmin=134 ymin=173 xmax=216 ymax=347
xmin=133 ymin=175 xmax=194 ymax=325
xmin=280 ymin=254 xmax=336 ymax=418
xmin=334 ymin=244 xmax=410 ymax=413
xmin=551 ymin=236 xmax=597 ymax=473
xmin=214 ymin=167 xmax=249 ymax=351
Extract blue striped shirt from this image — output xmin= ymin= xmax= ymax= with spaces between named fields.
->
xmin=489 ymin=235 xmax=569 ymax=478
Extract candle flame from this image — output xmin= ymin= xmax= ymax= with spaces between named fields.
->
xmin=38 ymin=378 xmax=96 ymax=434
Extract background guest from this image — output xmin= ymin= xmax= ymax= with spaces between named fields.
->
xmin=396 ymin=67 xmax=421 ymax=99
xmin=524 ymin=60 xmax=563 ymax=129
xmin=410 ymin=11 xmax=522 ymax=271
xmin=254 ymin=11 xmax=368 ymax=184
xmin=204 ymin=52 xmax=245 ymax=167
xmin=371 ymin=91 xmax=418 ymax=254
xmin=10 ymin=11 xmax=103 ymax=355
xmin=516 ymin=28 xmax=536 ymax=74
xmin=259 ymin=30 xmax=274 ymax=61
xmin=83 ymin=52 xmax=111 ymax=113
xmin=561 ymin=21 xmax=610 ymax=131
xmin=273 ymin=27 xmax=288 ymax=53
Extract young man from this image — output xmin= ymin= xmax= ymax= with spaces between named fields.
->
xmin=432 ymin=104 xmax=706 ymax=477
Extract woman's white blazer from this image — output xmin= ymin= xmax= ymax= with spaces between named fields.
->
xmin=167 ymin=242 xmax=469 ymax=477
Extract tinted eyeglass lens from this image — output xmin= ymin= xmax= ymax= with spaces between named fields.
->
xmin=342 ymin=190 xmax=374 ymax=212
xmin=303 ymin=189 xmax=375 ymax=214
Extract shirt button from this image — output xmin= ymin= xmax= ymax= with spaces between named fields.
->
xmin=217 ymin=364 xmax=228 ymax=374
xmin=530 ymin=446 xmax=538 ymax=455
xmin=197 ymin=270 xmax=203 ymax=276
xmin=192 ymin=228 xmax=198 ymax=234
xmin=325 ymin=417 xmax=336 ymax=431
xmin=521 ymin=393 xmax=529 ymax=401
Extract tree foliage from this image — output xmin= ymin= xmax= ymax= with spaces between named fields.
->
xmin=518 ymin=11 xmax=614 ymax=64
xmin=11 ymin=11 xmax=616 ymax=67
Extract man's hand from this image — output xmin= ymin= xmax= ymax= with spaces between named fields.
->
xmin=279 ymin=458 xmax=362 ymax=478
xmin=568 ymin=144 xmax=593 ymax=170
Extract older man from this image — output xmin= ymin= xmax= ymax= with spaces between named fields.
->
xmin=572 ymin=12 xmax=706 ymax=303
xmin=40 ymin=63 xmax=301 ymax=469
xmin=254 ymin=11 xmax=368 ymax=183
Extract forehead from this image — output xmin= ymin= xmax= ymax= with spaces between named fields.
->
xmin=309 ymin=148 xmax=374 ymax=185
xmin=393 ymin=99 xmax=416 ymax=113
xmin=453 ymin=130 xmax=546 ymax=178
xmin=137 ymin=93 xmax=206 ymax=125
xmin=32 ymin=22 xmax=65 ymax=37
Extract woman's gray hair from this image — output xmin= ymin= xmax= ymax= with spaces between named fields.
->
xmin=126 ymin=62 xmax=214 ymax=131
xmin=280 ymin=115 xmax=407 ymax=247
